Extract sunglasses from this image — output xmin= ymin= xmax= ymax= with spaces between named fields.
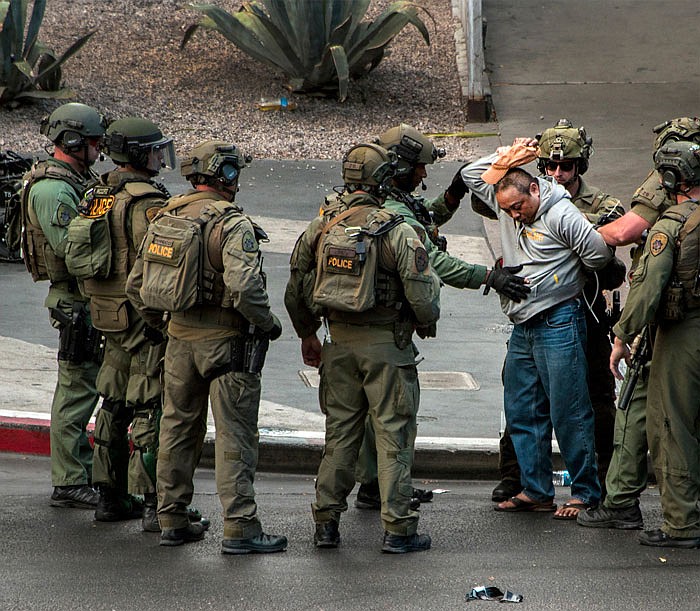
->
xmin=545 ymin=160 xmax=575 ymax=172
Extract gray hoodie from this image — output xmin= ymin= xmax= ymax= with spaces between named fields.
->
xmin=462 ymin=152 xmax=613 ymax=324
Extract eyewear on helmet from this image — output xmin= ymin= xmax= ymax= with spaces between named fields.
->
xmin=545 ymin=160 xmax=575 ymax=172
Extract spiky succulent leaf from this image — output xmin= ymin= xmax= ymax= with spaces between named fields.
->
xmin=183 ymin=0 xmax=431 ymax=100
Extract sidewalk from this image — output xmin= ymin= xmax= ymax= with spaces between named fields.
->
xmin=3 ymin=0 xmax=696 ymax=479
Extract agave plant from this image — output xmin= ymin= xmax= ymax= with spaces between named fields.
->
xmin=182 ymin=0 xmax=431 ymax=101
xmin=0 ymin=0 xmax=94 ymax=106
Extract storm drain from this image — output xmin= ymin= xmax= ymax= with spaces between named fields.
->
xmin=298 ymin=370 xmax=480 ymax=390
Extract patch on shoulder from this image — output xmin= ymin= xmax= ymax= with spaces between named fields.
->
xmin=649 ymin=232 xmax=668 ymax=256
xmin=413 ymin=225 xmax=427 ymax=245
xmin=242 ymin=230 xmax=258 ymax=253
xmin=56 ymin=203 xmax=75 ymax=227
xmin=415 ymin=246 xmax=428 ymax=272
xmin=145 ymin=206 xmax=162 ymax=223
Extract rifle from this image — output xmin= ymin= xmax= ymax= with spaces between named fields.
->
xmin=617 ymin=327 xmax=651 ymax=411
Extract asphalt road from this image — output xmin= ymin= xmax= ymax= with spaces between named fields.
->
xmin=2 ymin=453 xmax=698 ymax=611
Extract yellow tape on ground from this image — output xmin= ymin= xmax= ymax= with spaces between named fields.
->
xmin=424 ymin=131 xmax=499 ymax=138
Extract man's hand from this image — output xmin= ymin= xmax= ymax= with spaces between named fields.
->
xmin=445 ymin=164 xmax=469 ymax=208
xmin=301 ymin=334 xmax=322 ymax=368
xmin=610 ymin=336 xmax=631 ymax=380
xmin=484 ymin=264 xmax=531 ymax=302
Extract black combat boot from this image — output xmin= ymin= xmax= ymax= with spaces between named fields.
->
xmin=221 ymin=532 xmax=288 ymax=554
xmin=160 ymin=522 xmax=207 ymax=547
xmin=50 ymin=485 xmax=99 ymax=509
xmin=381 ymin=531 xmax=431 ymax=554
xmin=355 ymin=479 xmax=381 ymax=509
xmin=141 ymin=493 xmax=160 ymax=532
xmin=94 ymin=487 xmax=144 ymax=522
xmin=314 ymin=520 xmax=340 ymax=548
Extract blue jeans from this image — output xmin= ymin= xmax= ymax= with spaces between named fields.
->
xmin=503 ymin=297 xmax=600 ymax=505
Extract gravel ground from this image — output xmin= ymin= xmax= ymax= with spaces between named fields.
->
xmin=0 ymin=0 xmax=483 ymax=161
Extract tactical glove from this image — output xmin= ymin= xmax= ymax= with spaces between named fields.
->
xmin=484 ymin=264 xmax=531 ymax=302
xmin=143 ymin=324 xmax=167 ymax=346
xmin=267 ymin=313 xmax=283 ymax=341
xmin=445 ymin=165 xmax=469 ymax=204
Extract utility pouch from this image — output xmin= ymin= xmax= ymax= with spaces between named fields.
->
xmin=661 ymin=279 xmax=686 ymax=321
xmin=89 ymin=295 xmax=130 ymax=332
xmin=65 ymin=213 xmax=112 ymax=280
xmin=393 ymin=319 xmax=413 ymax=350
xmin=244 ymin=333 xmax=270 ymax=374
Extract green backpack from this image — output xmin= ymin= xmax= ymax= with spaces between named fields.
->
xmin=64 ymin=185 xmax=113 ymax=280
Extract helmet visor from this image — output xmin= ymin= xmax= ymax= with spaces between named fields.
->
xmin=150 ymin=138 xmax=176 ymax=170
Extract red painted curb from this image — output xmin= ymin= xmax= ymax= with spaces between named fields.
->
xmin=0 ymin=416 xmax=94 ymax=457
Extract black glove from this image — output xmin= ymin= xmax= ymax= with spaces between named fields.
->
xmin=594 ymin=256 xmax=627 ymax=290
xmin=143 ymin=324 xmax=166 ymax=346
xmin=266 ymin=313 xmax=282 ymax=341
xmin=445 ymin=164 xmax=469 ymax=203
xmin=484 ymin=264 xmax=531 ymax=302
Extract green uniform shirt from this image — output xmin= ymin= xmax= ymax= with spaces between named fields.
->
xmin=382 ymin=195 xmax=487 ymax=289
xmin=613 ymin=215 xmax=680 ymax=344
xmin=571 ymin=176 xmax=624 ymax=224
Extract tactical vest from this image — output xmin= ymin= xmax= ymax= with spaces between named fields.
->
xmin=20 ymin=160 xmax=92 ymax=282
xmin=82 ymin=179 xmax=166 ymax=332
xmin=313 ymin=198 xmax=406 ymax=325
xmin=156 ymin=191 xmax=251 ymax=330
xmin=660 ymin=199 xmax=700 ymax=314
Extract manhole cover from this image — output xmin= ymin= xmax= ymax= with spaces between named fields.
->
xmin=298 ymin=370 xmax=479 ymax=390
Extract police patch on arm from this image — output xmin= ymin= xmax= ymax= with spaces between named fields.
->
xmin=54 ymin=202 xmax=76 ymax=227
xmin=649 ymin=231 xmax=668 ymax=256
xmin=242 ymin=230 xmax=258 ymax=253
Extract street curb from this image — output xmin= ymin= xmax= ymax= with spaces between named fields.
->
xmin=0 ymin=415 xmax=568 ymax=480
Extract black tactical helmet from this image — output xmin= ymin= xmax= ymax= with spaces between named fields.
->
xmin=103 ymin=117 xmax=175 ymax=172
xmin=652 ymin=117 xmax=700 ymax=152
xmin=375 ymin=124 xmax=445 ymax=177
xmin=342 ymin=144 xmax=398 ymax=194
xmin=40 ymin=102 xmax=107 ymax=149
xmin=536 ymin=118 xmax=593 ymax=175
xmin=653 ymin=140 xmax=700 ymax=193
xmin=180 ymin=140 xmax=252 ymax=186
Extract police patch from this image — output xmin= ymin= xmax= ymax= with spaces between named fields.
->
xmin=649 ymin=232 xmax=668 ymax=256
xmin=242 ymin=230 xmax=257 ymax=253
xmin=415 ymin=246 xmax=429 ymax=272
xmin=56 ymin=203 xmax=75 ymax=227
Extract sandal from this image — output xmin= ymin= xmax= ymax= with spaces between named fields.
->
xmin=553 ymin=500 xmax=591 ymax=520
xmin=495 ymin=495 xmax=557 ymax=513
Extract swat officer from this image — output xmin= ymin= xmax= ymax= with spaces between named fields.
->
xmin=70 ymin=117 xmax=207 ymax=530
xmin=285 ymin=143 xmax=441 ymax=553
xmin=354 ymin=125 xmax=530 ymax=510
xmin=579 ymin=117 xmax=700 ymax=530
xmin=491 ymin=119 xmax=626 ymax=505
xmin=608 ymin=140 xmax=700 ymax=548
xmin=126 ymin=140 xmax=286 ymax=553
xmin=20 ymin=102 xmax=106 ymax=508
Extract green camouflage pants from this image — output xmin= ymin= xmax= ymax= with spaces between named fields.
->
xmin=157 ymin=336 xmax=259 ymax=537
xmin=313 ymin=324 xmax=420 ymax=536
xmin=92 ymin=316 xmax=164 ymax=494
xmin=46 ymin=296 xmax=100 ymax=487
xmin=648 ymin=315 xmax=700 ymax=538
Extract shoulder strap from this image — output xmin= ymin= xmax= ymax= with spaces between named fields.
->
xmin=679 ymin=200 xmax=700 ymax=242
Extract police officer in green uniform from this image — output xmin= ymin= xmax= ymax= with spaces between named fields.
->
xmin=73 ymin=117 xmax=202 ymax=528
xmin=579 ymin=117 xmax=700 ymax=529
xmin=608 ymin=141 xmax=700 ymax=548
xmin=490 ymin=119 xmax=626 ymax=504
xmin=286 ymin=143 xmax=444 ymax=553
xmin=353 ymin=125 xmax=530 ymax=510
xmin=126 ymin=140 xmax=287 ymax=553
xmin=20 ymin=103 xmax=106 ymax=508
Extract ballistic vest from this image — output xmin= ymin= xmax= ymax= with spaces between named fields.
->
xmin=20 ymin=159 xmax=91 ymax=282
xmin=162 ymin=191 xmax=250 ymax=331
xmin=661 ymin=199 xmax=700 ymax=312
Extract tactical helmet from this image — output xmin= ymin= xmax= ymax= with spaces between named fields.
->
xmin=375 ymin=124 xmax=445 ymax=177
xmin=40 ymin=102 xmax=107 ymax=149
xmin=652 ymin=117 xmax=700 ymax=152
xmin=103 ymin=117 xmax=175 ymax=171
xmin=536 ymin=118 xmax=593 ymax=174
xmin=341 ymin=144 xmax=398 ymax=193
xmin=180 ymin=140 xmax=252 ymax=186
xmin=653 ymin=140 xmax=700 ymax=193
